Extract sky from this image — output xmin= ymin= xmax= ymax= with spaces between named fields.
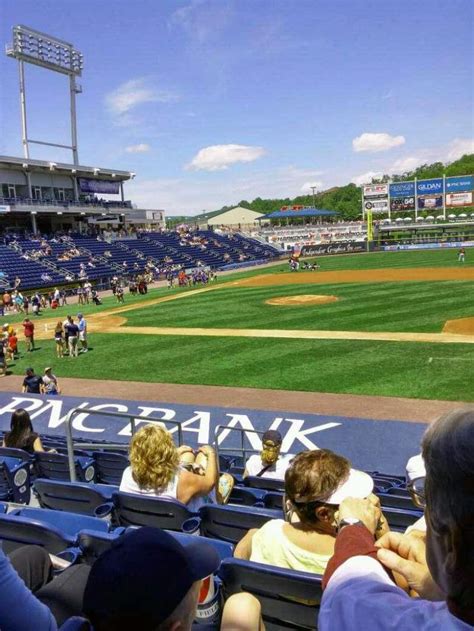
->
xmin=0 ymin=0 xmax=473 ymax=215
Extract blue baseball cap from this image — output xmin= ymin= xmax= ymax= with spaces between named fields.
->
xmin=83 ymin=527 xmax=220 ymax=627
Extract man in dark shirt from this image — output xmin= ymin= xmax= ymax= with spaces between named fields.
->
xmin=22 ymin=368 xmax=43 ymax=394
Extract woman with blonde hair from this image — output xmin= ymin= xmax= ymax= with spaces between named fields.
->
xmin=119 ymin=424 xmax=226 ymax=509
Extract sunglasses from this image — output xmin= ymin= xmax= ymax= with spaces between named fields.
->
xmin=407 ymin=477 xmax=426 ymax=509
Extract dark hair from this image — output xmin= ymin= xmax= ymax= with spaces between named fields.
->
xmin=285 ymin=449 xmax=350 ymax=525
xmin=5 ymin=409 xmax=35 ymax=449
xmin=422 ymin=408 xmax=474 ymax=609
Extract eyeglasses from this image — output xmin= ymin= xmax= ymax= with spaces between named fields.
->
xmin=407 ymin=477 xmax=426 ymax=509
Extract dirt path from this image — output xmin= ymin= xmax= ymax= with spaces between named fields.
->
xmin=0 ymin=374 xmax=469 ymax=423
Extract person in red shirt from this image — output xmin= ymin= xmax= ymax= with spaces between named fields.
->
xmin=22 ymin=318 xmax=35 ymax=352
xmin=6 ymin=331 xmax=18 ymax=362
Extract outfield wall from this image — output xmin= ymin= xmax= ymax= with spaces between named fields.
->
xmin=382 ymin=240 xmax=474 ymax=251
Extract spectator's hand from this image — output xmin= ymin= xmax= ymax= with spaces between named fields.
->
xmin=375 ymin=532 xmax=443 ymax=600
xmin=197 ymin=445 xmax=215 ymax=457
xmin=367 ymin=493 xmax=390 ymax=539
xmin=337 ymin=497 xmax=380 ymax=535
xmin=177 ymin=445 xmax=194 ymax=457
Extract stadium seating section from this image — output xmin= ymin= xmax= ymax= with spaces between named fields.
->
xmin=0 ymin=429 xmax=424 ymax=629
xmin=0 ymin=231 xmax=281 ymax=289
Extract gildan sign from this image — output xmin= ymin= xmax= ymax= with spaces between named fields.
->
xmin=416 ymin=178 xmax=444 ymax=195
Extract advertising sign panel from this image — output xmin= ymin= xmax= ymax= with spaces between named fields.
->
xmin=390 ymin=197 xmax=415 ymax=212
xmin=446 ymin=192 xmax=473 ymax=207
xmin=302 ymin=241 xmax=366 ymax=256
xmin=363 ymin=183 xmax=389 ymax=213
xmin=0 ymin=206 xmax=11 ymax=213
xmin=418 ymin=195 xmax=443 ymax=209
xmin=363 ymin=184 xmax=388 ymax=197
xmin=416 ymin=178 xmax=444 ymax=195
xmin=389 ymin=181 xmax=415 ymax=197
xmin=78 ymin=178 xmax=120 ymax=194
xmin=445 ymin=175 xmax=474 ymax=193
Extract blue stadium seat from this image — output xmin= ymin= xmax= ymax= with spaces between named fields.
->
xmin=379 ymin=492 xmax=418 ymax=511
xmin=112 ymin=492 xmax=197 ymax=531
xmin=244 ymin=475 xmax=285 ymax=493
xmin=199 ymin=504 xmax=280 ymax=544
xmin=263 ymin=491 xmax=284 ymax=510
xmin=34 ymin=478 xmax=118 ymax=515
xmin=0 ymin=512 xmax=77 ymax=554
xmin=218 ymin=558 xmax=322 ymax=630
xmin=35 ymin=452 xmax=96 ymax=483
xmin=0 ymin=456 xmax=31 ymax=503
xmin=9 ymin=507 xmax=110 ymax=537
xmin=77 ymin=529 xmax=123 ymax=564
xmin=382 ymin=506 xmax=422 ymax=531
xmin=92 ymin=451 xmax=129 ymax=485
xmin=228 ymin=486 xmax=265 ymax=506
xmin=59 ymin=617 xmax=91 ymax=631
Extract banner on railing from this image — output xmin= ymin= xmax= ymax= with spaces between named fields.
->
xmin=79 ymin=178 xmax=120 ymax=194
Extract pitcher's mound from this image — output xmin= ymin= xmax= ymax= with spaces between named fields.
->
xmin=266 ymin=295 xmax=339 ymax=306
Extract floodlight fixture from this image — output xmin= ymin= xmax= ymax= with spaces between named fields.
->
xmin=5 ymin=24 xmax=84 ymax=164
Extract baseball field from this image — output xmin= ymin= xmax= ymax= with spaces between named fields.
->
xmin=6 ymin=248 xmax=474 ymax=402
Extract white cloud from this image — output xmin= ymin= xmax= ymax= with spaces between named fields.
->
xmin=105 ymin=79 xmax=178 ymax=125
xmin=125 ymin=164 xmax=325 ymax=214
xmin=351 ymin=171 xmax=384 ymax=186
xmin=186 ymin=144 xmax=266 ymax=171
xmin=445 ymin=138 xmax=474 ymax=162
xmin=389 ymin=156 xmax=422 ymax=173
xmin=125 ymin=143 xmax=151 ymax=154
xmin=353 ymin=132 xmax=406 ymax=153
xmin=300 ymin=181 xmax=324 ymax=193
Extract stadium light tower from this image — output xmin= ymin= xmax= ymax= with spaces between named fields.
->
xmin=6 ymin=24 xmax=84 ymax=164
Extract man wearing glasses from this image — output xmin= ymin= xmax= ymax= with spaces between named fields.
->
xmin=244 ymin=430 xmax=294 ymax=480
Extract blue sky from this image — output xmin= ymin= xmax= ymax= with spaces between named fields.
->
xmin=0 ymin=0 xmax=473 ymax=214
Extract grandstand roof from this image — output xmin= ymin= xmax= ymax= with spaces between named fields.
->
xmin=0 ymin=154 xmax=132 ymax=181
xmin=262 ymin=208 xmax=338 ymax=219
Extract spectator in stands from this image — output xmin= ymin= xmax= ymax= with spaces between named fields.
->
xmin=235 ymin=449 xmax=381 ymax=576
xmin=42 ymin=367 xmax=61 ymax=395
xmin=22 ymin=317 xmax=35 ymax=352
xmin=244 ymin=429 xmax=294 ymax=480
xmin=83 ymin=527 xmax=262 ymax=631
xmin=3 ymin=408 xmax=46 ymax=452
xmin=404 ymin=453 xmax=427 ymax=534
xmin=319 ymin=408 xmax=474 ymax=630
xmin=120 ymin=424 xmax=224 ymax=509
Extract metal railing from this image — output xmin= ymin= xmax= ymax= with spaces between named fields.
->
xmin=65 ymin=407 xmax=184 ymax=482
xmin=213 ymin=425 xmax=266 ymax=467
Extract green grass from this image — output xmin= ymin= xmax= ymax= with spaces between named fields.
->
xmin=123 ymin=281 xmax=474 ymax=333
xmin=7 ymin=248 xmax=474 ymax=401
xmin=11 ymin=334 xmax=474 ymax=402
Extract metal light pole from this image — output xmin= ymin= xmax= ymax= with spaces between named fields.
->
xmin=6 ymin=24 xmax=84 ymax=164
xmin=310 ymin=185 xmax=317 ymax=208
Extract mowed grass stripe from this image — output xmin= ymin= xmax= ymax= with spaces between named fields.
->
xmin=11 ymin=333 xmax=474 ymax=401
xmin=123 ymin=281 xmax=474 ymax=333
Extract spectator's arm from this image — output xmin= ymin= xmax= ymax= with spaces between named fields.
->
xmin=0 ymin=548 xmax=57 ymax=631
xmin=234 ymin=529 xmax=259 ymax=560
xmin=33 ymin=437 xmax=45 ymax=453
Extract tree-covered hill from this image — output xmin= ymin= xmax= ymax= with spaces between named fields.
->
xmin=170 ymin=154 xmax=473 ymax=224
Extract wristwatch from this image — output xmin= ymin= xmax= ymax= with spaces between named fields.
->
xmin=337 ymin=517 xmax=364 ymax=533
